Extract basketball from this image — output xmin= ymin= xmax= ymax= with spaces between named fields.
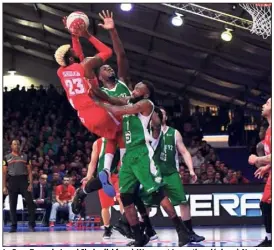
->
xmin=66 ymin=11 xmax=89 ymax=35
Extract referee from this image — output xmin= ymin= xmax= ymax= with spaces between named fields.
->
xmin=3 ymin=140 xmax=36 ymax=232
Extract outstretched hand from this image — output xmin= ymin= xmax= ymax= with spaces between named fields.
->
xmin=98 ymin=10 xmax=115 ymax=30
xmin=62 ymin=16 xmax=68 ymax=29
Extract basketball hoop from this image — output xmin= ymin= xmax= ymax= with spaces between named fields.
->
xmin=240 ymin=3 xmax=271 ymax=39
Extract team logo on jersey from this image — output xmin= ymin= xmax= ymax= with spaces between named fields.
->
xmin=125 ymin=131 xmax=132 ymax=144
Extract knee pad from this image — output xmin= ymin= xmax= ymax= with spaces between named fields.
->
xmin=120 ymin=193 xmax=134 ymax=207
xmin=151 ymin=187 xmax=165 ymax=205
xmin=84 ymin=178 xmax=102 ymax=193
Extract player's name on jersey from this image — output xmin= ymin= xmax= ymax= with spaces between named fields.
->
xmin=62 ymin=71 xmax=81 ymax=77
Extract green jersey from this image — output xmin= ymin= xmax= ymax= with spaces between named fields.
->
xmin=122 ymin=101 xmax=154 ymax=151
xmin=101 ymin=79 xmax=131 ymax=98
xmin=152 ymin=126 xmax=179 ymax=175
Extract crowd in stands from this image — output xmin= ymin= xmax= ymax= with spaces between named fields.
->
xmin=4 ymin=84 xmax=257 ymax=224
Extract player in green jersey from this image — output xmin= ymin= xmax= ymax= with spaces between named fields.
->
xmin=93 ymin=81 xmax=190 ymax=247
xmin=96 ymin=11 xmax=132 ymax=189
xmin=147 ymin=107 xmax=205 ymax=243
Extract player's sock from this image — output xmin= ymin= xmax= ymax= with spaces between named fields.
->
xmin=183 ymin=219 xmax=193 ymax=233
xmin=142 ymin=215 xmax=153 ymax=230
xmin=131 ymin=224 xmax=142 ymax=242
xmin=104 ymin=153 xmax=114 ymax=173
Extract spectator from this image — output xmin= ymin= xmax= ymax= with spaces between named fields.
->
xmin=182 ymin=171 xmax=191 ymax=184
xmin=204 ymin=148 xmax=219 ymax=163
xmin=187 ymin=139 xmax=200 ymax=157
xmin=230 ymin=171 xmax=250 ymax=184
xmin=44 ymin=136 xmax=59 ymax=155
xmin=200 ymin=141 xmax=211 ymax=157
xmin=49 ymin=176 xmax=75 ymax=227
xmin=200 ymin=172 xmax=208 ymax=183
xmin=203 ymin=171 xmax=215 ymax=184
xmin=214 ymin=172 xmax=223 ymax=184
xmin=192 ymin=150 xmax=205 ymax=169
xmin=32 ymin=174 xmax=52 ymax=226
xmin=80 ymin=167 xmax=88 ymax=179
xmin=223 ymin=169 xmax=234 ymax=184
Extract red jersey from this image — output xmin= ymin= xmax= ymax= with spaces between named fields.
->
xmin=57 ymin=63 xmax=98 ymax=111
xmin=262 ymin=126 xmax=272 ymax=204
xmin=263 ymin=127 xmax=271 ymax=156
xmin=55 ymin=184 xmax=75 ymax=201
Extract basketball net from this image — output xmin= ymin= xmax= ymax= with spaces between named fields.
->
xmin=240 ymin=3 xmax=271 ymax=39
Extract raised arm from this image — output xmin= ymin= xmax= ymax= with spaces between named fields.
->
xmin=63 ymin=16 xmax=85 ymax=61
xmin=98 ymin=10 xmax=130 ymax=84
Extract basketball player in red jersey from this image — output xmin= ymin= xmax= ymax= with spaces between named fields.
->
xmin=55 ymin=24 xmax=118 ymax=197
xmin=248 ymin=98 xmax=271 ymax=247
xmin=65 ymin=11 xmax=131 ymax=197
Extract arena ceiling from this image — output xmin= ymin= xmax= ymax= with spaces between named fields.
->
xmin=3 ymin=3 xmax=271 ymax=111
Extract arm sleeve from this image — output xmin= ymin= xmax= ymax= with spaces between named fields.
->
xmin=72 ymin=36 xmax=85 ymax=62
xmin=87 ymin=35 xmax=112 ymax=62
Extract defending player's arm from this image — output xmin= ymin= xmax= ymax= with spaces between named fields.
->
xmin=175 ymin=130 xmax=197 ymax=181
xmin=91 ymin=87 xmax=130 ymax=106
xmin=3 ymin=158 xmax=8 ymax=195
xmin=248 ymin=154 xmax=271 ymax=166
xmin=97 ymin=99 xmax=152 ymax=116
xmin=98 ymin=10 xmax=130 ymax=85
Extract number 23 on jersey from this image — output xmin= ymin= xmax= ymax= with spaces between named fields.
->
xmin=65 ymin=78 xmax=86 ymax=96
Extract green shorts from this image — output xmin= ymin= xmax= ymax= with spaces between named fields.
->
xmin=119 ymin=146 xmax=162 ymax=194
xmin=140 ymin=172 xmax=187 ymax=206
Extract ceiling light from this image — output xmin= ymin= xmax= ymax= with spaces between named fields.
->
xmin=8 ymin=68 xmax=16 ymax=75
xmin=120 ymin=4 xmax=132 ymax=12
xmin=221 ymin=28 xmax=233 ymax=42
xmin=171 ymin=13 xmax=184 ymax=27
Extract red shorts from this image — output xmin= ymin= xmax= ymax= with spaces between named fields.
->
xmin=78 ymin=105 xmax=120 ymax=140
xmin=262 ymin=171 xmax=271 ymax=204
xmin=98 ymin=174 xmax=120 ymax=209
